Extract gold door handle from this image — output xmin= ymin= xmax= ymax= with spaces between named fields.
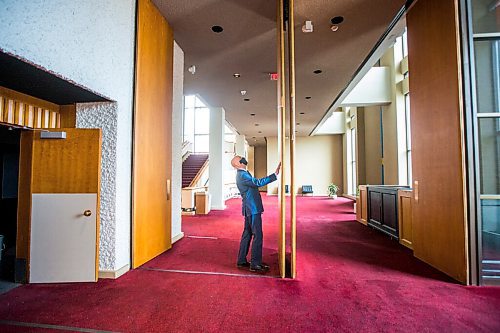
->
xmin=167 ymin=179 xmax=171 ymax=201
xmin=83 ymin=210 xmax=92 ymax=217
xmin=414 ymin=180 xmax=419 ymax=203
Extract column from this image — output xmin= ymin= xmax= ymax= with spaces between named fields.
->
xmin=209 ymin=107 xmax=225 ymax=210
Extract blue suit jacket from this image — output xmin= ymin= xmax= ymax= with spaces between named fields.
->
xmin=236 ymin=169 xmax=277 ymax=216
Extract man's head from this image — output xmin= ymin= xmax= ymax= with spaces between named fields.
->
xmin=231 ymin=155 xmax=248 ymax=169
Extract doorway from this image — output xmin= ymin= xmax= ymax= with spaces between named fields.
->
xmin=0 ymin=124 xmax=21 ymax=292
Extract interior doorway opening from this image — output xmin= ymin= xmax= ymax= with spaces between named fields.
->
xmin=0 ymin=124 xmax=21 ymax=291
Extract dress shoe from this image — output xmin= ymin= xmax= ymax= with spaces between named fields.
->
xmin=260 ymin=262 xmax=270 ymax=269
xmin=237 ymin=261 xmax=250 ymax=269
xmin=249 ymin=264 xmax=270 ymax=273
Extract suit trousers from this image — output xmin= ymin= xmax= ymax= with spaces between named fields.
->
xmin=237 ymin=213 xmax=263 ymax=267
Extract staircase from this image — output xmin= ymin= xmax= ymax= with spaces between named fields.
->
xmin=182 ymin=154 xmax=209 ymax=188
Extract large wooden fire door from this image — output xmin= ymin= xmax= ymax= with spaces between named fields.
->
xmin=132 ymin=0 xmax=173 ymax=268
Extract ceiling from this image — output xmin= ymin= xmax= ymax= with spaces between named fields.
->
xmin=153 ymin=0 xmax=406 ymax=145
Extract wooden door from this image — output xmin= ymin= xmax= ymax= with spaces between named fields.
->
xmin=17 ymin=128 xmax=101 ymax=283
xmin=132 ymin=0 xmax=173 ymax=268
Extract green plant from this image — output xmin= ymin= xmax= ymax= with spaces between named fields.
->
xmin=327 ymin=183 xmax=339 ymax=197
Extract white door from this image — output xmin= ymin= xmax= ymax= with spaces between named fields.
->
xmin=30 ymin=194 xmax=97 ymax=283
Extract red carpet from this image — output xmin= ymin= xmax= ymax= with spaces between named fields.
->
xmin=0 ymin=195 xmax=499 ymax=332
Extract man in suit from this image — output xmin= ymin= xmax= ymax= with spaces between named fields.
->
xmin=231 ymin=155 xmax=281 ymax=273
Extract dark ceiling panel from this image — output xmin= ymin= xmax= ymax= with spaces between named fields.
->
xmin=0 ymin=50 xmax=110 ymax=105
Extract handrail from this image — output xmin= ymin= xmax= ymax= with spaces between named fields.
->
xmin=182 ymin=141 xmax=193 ymax=162
xmin=189 ymin=158 xmax=209 ymax=187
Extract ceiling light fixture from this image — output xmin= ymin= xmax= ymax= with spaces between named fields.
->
xmin=313 ymin=69 xmax=322 ymax=74
xmin=244 ymin=98 xmax=250 ymax=102
xmin=300 ymin=112 xmax=305 ymax=114
xmin=211 ymin=25 xmax=224 ymax=33
xmin=331 ymin=16 xmax=344 ymax=25
xmin=330 ymin=16 xmax=344 ymax=32
xmin=258 ymin=131 xmax=262 ymax=134
xmin=188 ymin=65 xmax=196 ymax=75
xmin=250 ymin=113 xmax=256 ymax=116
xmin=255 ymin=123 xmax=259 ymax=126
xmin=305 ymin=96 xmax=311 ymax=99
xmin=302 ymin=20 xmax=313 ymax=33
xmin=240 ymin=90 xmax=247 ymax=96
xmin=233 ymin=73 xmax=241 ymax=78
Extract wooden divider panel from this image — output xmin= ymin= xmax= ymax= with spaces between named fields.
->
xmin=407 ymin=0 xmax=468 ymax=283
xmin=132 ymin=0 xmax=173 ymax=268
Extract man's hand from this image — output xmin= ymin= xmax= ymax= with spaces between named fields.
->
xmin=275 ymin=162 xmax=282 ymax=176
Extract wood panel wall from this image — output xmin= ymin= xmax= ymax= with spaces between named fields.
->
xmin=407 ymin=0 xmax=468 ymax=283
xmin=132 ymin=0 xmax=173 ymax=268
xmin=0 ymin=87 xmax=61 ymax=129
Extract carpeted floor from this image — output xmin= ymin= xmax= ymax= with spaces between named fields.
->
xmin=0 ymin=195 xmax=499 ymax=332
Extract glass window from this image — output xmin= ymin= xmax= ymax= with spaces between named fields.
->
xmin=351 ymin=127 xmax=357 ymax=195
xmin=184 ymin=95 xmax=211 ymax=153
xmin=472 ymin=0 xmax=500 ymax=34
xmin=195 ymin=107 xmax=210 ymax=134
xmin=405 ymin=93 xmax=412 ymax=185
xmin=194 ymin=135 xmax=210 ymax=153
xmin=185 ymin=95 xmax=196 ymax=108
xmin=478 ymin=118 xmax=500 ymax=195
xmin=402 ymin=29 xmax=408 ymax=57
xmin=184 ymin=107 xmax=194 ymax=143
xmin=474 ymin=39 xmax=500 ymax=113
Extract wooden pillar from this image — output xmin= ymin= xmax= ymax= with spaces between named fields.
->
xmin=277 ymin=0 xmax=286 ymax=279
xmin=288 ymin=0 xmax=297 ymax=279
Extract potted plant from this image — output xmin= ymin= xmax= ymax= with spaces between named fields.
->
xmin=327 ymin=183 xmax=339 ymax=199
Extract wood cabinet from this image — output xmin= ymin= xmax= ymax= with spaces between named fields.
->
xmin=398 ymin=190 xmax=413 ymax=249
xmin=367 ymin=186 xmax=411 ymax=239
xmin=356 ymin=185 xmax=368 ymax=225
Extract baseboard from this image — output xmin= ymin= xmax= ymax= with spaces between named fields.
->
xmin=172 ymin=232 xmax=184 ymax=244
xmin=98 ymin=264 xmax=130 ymax=279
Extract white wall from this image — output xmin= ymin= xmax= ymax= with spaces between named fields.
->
xmin=0 ymin=0 xmax=136 ymax=272
xmin=76 ymin=102 xmax=118 ymax=270
xmin=171 ymin=41 xmax=184 ymax=243
xmin=209 ymin=107 xmax=225 ymax=210
xmin=315 ymin=111 xmax=346 ymax=135
xmin=341 ymin=67 xmax=392 ymax=106
xmin=266 ymin=136 xmax=344 ymax=196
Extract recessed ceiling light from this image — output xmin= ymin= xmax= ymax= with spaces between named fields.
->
xmin=255 ymin=123 xmax=259 ymax=126
xmin=313 ymin=69 xmax=322 ymax=74
xmin=250 ymin=113 xmax=256 ymax=116
xmin=258 ymin=131 xmax=262 ymax=134
xmin=300 ymin=112 xmax=305 ymax=114
xmin=331 ymin=16 xmax=344 ymax=25
xmin=233 ymin=73 xmax=240 ymax=78
xmin=252 ymin=136 xmax=256 ymax=139
xmin=211 ymin=25 xmax=224 ymax=33
xmin=305 ymin=96 xmax=311 ymax=99
xmin=296 ymin=123 xmax=300 ymax=125
xmin=244 ymin=98 xmax=250 ymax=102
